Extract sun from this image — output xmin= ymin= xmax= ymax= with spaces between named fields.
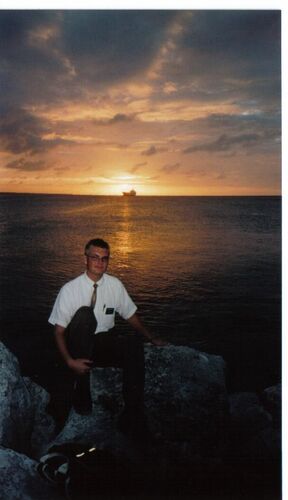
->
xmin=105 ymin=183 xmax=135 ymax=196
xmin=119 ymin=183 xmax=133 ymax=194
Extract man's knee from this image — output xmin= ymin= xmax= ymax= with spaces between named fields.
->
xmin=68 ymin=306 xmax=97 ymax=331
xmin=66 ymin=306 xmax=96 ymax=357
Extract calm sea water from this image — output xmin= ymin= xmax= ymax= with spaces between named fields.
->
xmin=0 ymin=194 xmax=281 ymax=391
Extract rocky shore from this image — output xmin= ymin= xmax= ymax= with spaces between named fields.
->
xmin=0 ymin=341 xmax=281 ymax=499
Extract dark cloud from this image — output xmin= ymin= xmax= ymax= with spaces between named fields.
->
xmin=0 ymin=106 xmax=74 ymax=155
xmin=0 ymin=12 xmax=70 ymax=107
xmin=142 ymin=145 xmax=157 ymax=156
xmin=183 ymin=133 xmax=266 ymax=155
xmin=5 ymin=158 xmax=48 ymax=171
xmin=61 ymin=11 xmax=176 ymax=84
xmin=180 ymin=11 xmax=281 ymax=77
xmin=0 ymin=106 xmax=49 ymax=155
xmin=0 ymin=10 xmax=281 ymax=115
xmin=0 ymin=10 xmax=177 ymax=107
xmin=156 ymin=11 xmax=281 ymax=115
xmin=141 ymin=145 xmax=167 ymax=156
xmin=193 ymin=112 xmax=281 ymax=139
xmin=200 ymin=112 xmax=280 ymax=128
xmin=161 ymin=162 xmax=181 ymax=174
xmin=183 ymin=134 xmax=255 ymax=154
xmin=109 ymin=113 xmax=134 ymax=125
xmin=0 ymin=11 xmax=56 ymax=47
xmin=130 ymin=162 xmax=147 ymax=173
xmin=93 ymin=113 xmax=136 ymax=126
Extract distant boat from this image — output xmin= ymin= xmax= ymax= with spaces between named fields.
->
xmin=122 ymin=189 xmax=136 ymax=197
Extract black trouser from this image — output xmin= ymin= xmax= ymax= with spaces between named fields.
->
xmin=48 ymin=306 xmax=145 ymax=426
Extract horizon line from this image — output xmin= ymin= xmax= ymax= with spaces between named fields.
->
xmin=0 ymin=191 xmax=282 ymax=198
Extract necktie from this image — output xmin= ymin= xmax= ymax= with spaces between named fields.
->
xmin=90 ymin=283 xmax=98 ymax=308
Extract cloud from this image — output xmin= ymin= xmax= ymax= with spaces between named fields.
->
xmin=180 ymin=11 xmax=281 ymax=78
xmin=188 ymin=112 xmax=281 ymax=147
xmin=5 ymin=157 xmax=48 ymax=171
xmin=0 ymin=12 xmax=71 ymax=107
xmin=93 ymin=113 xmax=136 ymax=126
xmin=153 ymin=11 xmax=281 ymax=114
xmin=0 ymin=10 xmax=177 ymax=107
xmin=182 ymin=132 xmax=279 ymax=155
xmin=130 ymin=162 xmax=147 ymax=173
xmin=0 ymin=11 xmax=281 ymax=118
xmin=0 ymin=11 xmax=281 ymax=196
xmin=0 ymin=106 xmax=74 ymax=155
xmin=161 ymin=162 xmax=181 ymax=174
xmin=141 ymin=145 xmax=157 ymax=156
xmin=60 ymin=11 xmax=176 ymax=84
xmin=141 ymin=145 xmax=167 ymax=156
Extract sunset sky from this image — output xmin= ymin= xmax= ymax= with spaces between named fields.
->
xmin=0 ymin=9 xmax=281 ymax=196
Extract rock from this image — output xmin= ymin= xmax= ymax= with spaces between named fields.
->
xmin=0 ymin=342 xmax=32 ymax=455
xmin=0 ymin=342 xmax=55 ymax=458
xmin=144 ymin=345 xmax=228 ymax=460
xmin=262 ymin=384 xmax=281 ymax=425
xmin=0 ymin=446 xmax=61 ymax=500
xmin=23 ymin=378 xmax=55 ymax=457
xmin=0 ymin=339 xmax=281 ymax=498
xmin=227 ymin=391 xmax=281 ymax=462
xmin=48 ymin=345 xmax=228 ymax=465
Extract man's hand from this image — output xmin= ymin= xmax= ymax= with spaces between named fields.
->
xmin=127 ymin=313 xmax=168 ymax=346
xmin=67 ymin=358 xmax=93 ymax=376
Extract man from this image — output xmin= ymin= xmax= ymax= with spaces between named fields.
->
xmin=48 ymin=238 xmax=165 ymax=437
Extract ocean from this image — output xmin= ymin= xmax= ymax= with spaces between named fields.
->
xmin=0 ymin=194 xmax=281 ymax=392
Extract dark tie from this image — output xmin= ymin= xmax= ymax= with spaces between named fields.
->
xmin=90 ymin=283 xmax=98 ymax=308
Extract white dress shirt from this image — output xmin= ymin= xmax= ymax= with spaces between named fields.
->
xmin=48 ymin=272 xmax=137 ymax=334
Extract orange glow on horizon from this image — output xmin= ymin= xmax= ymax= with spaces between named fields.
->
xmin=0 ymin=179 xmax=280 ymax=197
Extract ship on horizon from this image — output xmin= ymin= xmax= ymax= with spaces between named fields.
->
xmin=122 ymin=189 xmax=136 ymax=197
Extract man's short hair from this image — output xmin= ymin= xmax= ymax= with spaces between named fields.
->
xmin=85 ymin=238 xmax=110 ymax=254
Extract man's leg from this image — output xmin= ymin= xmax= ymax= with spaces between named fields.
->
xmin=92 ymin=332 xmax=146 ymax=435
xmin=65 ymin=306 xmax=97 ymax=414
xmin=47 ymin=306 xmax=97 ymax=427
xmin=46 ymin=360 xmax=75 ymax=431
xmin=66 ymin=306 xmax=97 ymax=358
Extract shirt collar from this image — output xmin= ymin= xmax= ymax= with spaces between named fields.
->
xmin=84 ymin=272 xmax=105 ymax=287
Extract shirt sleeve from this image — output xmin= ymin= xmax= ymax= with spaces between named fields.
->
xmin=116 ymin=281 xmax=137 ymax=320
xmin=48 ymin=285 xmax=74 ymax=328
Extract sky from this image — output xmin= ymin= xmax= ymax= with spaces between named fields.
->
xmin=0 ymin=9 xmax=282 ymax=196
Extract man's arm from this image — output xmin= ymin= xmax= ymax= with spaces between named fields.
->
xmin=126 ymin=313 xmax=167 ymax=346
xmin=54 ymin=324 xmax=92 ymax=376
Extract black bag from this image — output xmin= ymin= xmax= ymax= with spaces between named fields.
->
xmin=38 ymin=442 xmax=130 ymax=499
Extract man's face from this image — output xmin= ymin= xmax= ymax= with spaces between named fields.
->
xmin=85 ymin=245 xmax=110 ymax=281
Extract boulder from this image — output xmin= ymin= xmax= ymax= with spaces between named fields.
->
xmin=262 ymin=384 xmax=281 ymax=425
xmin=23 ymin=377 xmax=55 ymax=457
xmin=0 ymin=339 xmax=281 ymax=499
xmin=0 ymin=342 xmax=55 ymax=457
xmin=0 ymin=446 xmax=61 ymax=500
xmin=0 ymin=342 xmax=32 ymax=455
xmin=227 ymin=390 xmax=281 ymax=463
xmin=48 ymin=345 xmax=228 ymax=465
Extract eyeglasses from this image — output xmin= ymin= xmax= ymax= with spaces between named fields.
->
xmin=85 ymin=253 xmax=109 ymax=263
